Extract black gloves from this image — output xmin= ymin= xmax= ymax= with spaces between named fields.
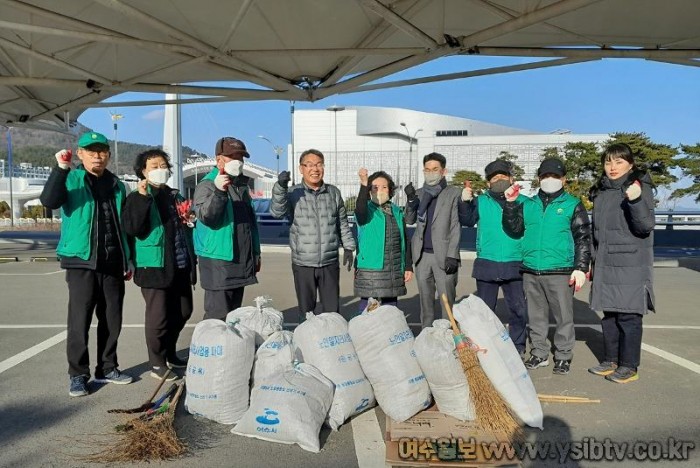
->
xmin=343 ymin=249 xmax=354 ymax=272
xmin=404 ymin=182 xmax=416 ymax=201
xmin=277 ymin=170 xmax=291 ymax=188
xmin=444 ymin=257 xmax=460 ymax=275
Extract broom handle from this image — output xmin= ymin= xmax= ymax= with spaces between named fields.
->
xmin=440 ymin=293 xmax=461 ymax=336
xmin=146 ymin=369 xmax=172 ymax=404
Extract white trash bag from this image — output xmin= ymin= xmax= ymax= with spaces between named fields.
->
xmin=252 ymin=330 xmax=296 ymax=388
xmin=185 ymin=318 xmax=256 ymax=424
xmin=294 ymin=312 xmax=375 ymax=430
xmin=348 ymin=304 xmax=431 ymax=422
xmin=226 ymin=296 xmax=284 ymax=347
xmin=453 ymin=294 xmax=543 ymax=429
xmin=414 ymin=319 xmax=476 ymax=421
xmin=232 ymin=362 xmax=334 ymax=453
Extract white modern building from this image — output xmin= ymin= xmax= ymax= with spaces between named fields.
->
xmin=291 ymin=106 xmax=608 ymax=204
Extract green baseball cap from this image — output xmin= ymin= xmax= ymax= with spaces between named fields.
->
xmin=77 ymin=131 xmax=109 ymax=148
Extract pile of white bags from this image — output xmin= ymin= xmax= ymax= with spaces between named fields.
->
xmin=414 ymin=320 xmax=476 ymax=421
xmin=227 ymin=296 xmax=284 ymax=346
xmin=185 ymin=318 xmax=256 ymax=424
xmin=252 ymin=330 xmax=296 ymax=388
xmin=348 ymin=305 xmax=431 ymax=422
xmin=453 ymin=295 xmax=543 ymax=429
xmin=294 ymin=312 xmax=375 ymax=430
xmin=232 ymin=363 xmax=334 ymax=453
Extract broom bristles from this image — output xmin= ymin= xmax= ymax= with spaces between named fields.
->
xmin=457 ymin=346 xmax=522 ymax=440
xmin=81 ymin=413 xmax=187 ymax=462
xmin=81 ymin=383 xmax=187 ymax=463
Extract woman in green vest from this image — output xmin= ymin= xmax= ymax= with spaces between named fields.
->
xmin=122 ymin=149 xmax=197 ymax=381
xmin=354 ymin=169 xmax=413 ymax=312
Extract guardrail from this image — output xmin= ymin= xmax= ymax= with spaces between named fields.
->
xmin=2 ymin=211 xmax=698 ymax=229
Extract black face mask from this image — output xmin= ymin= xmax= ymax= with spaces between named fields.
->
xmin=489 ymin=179 xmax=510 ymax=194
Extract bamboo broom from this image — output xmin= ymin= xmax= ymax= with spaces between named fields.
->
xmin=82 ymin=382 xmax=187 ymax=462
xmin=441 ymin=293 xmax=521 ymax=440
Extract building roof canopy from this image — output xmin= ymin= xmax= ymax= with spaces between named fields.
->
xmin=0 ymin=0 xmax=697 ymax=130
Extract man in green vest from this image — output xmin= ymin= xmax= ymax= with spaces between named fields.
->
xmin=458 ymin=159 xmax=528 ymax=356
xmin=193 ymin=137 xmax=260 ymax=321
xmin=40 ymin=131 xmax=134 ymax=398
xmin=502 ymin=158 xmax=591 ymax=375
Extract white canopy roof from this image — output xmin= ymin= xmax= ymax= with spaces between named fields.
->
xmin=0 ymin=0 xmax=698 ymax=130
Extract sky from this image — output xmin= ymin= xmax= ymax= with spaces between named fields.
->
xmin=78 ymin=56 xmax=700 ymax=207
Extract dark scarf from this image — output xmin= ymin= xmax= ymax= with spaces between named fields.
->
xmin=418 ymin=177 xmax=447 ymax=221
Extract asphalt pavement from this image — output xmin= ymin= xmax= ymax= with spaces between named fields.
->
xmin=0 ymin=243 xmax=698 ymax=467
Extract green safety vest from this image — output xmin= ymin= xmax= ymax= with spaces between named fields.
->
xmin=193 ymin=168 xmax=260 ymax=261
xmin=521 ymin=192 xmax=579 ymax=271
xmin=356 ymin=201 xmax=406 ymax=271
xmin=476 ymin=193 xmax=524 ymax=262
xmin=132 ymin=186 xmax=188 ymax=268
xmin=57 ymin=167 xmax=130 ymax=262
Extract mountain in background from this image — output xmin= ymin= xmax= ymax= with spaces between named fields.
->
xmin=0 ymin=124 xmax=206 ymax=175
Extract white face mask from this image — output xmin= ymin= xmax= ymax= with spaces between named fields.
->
xmin=540 ymin=177 xmax=563 ymax=194
xmin=224 ymin=159 xmax=243 ymax=177
xmin=424 ymin=172 xmax=442 ymax=186
xmin=371 ymin=192 xmax=390 ymax=205
xmin=147 ymin=168 xmax=170 ymax=186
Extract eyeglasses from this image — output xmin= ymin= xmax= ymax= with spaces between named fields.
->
xmin=301 ymin=163 xmax=324 ymax=169
xmin=423 ymin=168 xmax=442 ymax=174
xmin=84 ymin=149 xmax=110 ymax=157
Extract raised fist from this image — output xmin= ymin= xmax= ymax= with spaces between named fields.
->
xmin=404 ymin=182 xmax=416 ymax=201
xmin=461 ymin=180 xmax=473 ymax=202
xmin=625 ymin=180 xmax=641 ymax=201
xmin=358 ymin=168 xmax=369 ymax=186
xmin=504 ymin=183 xmax=521 ymax=202
xmin=55 ymin=149 xmax=72 ymax=170
xmin=214 ymin=173 xmax=230 ymax=192
xmin=277 ymin=170 xmax=291 ymax=188
xmin=137 ymin=179 xmax=148 ymax=196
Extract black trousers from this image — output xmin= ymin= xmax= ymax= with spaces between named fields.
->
xmin=203 ymin=287 xmax=245 ymax=321
xmin=602 ymin=312 xmax=643 ymax=369
xmin=66 ymin=268 xmax=125 ymax=377
xmin=475 ymin=279 xmax=528 ymax=353
xmin=292 ymin=262 xmax=340 ymax=321
xmin=141 ymin=269 xmax=194 ymax=367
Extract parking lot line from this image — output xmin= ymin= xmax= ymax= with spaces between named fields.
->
xmin=0 ymin=270 xmax=63 ymax=275
xmin=351 ymin=408 xmax=385 ymax=468
xmin=0 ymin=331 xmax=66 ymax=375
xmin=642 ymin=343 xmax=700 ymax=375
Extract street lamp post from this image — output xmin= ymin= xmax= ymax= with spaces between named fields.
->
xmin=326 ymin=105 xmax=345 ymax=186
xmin=110 ymin=112 xmax=124 ymax=177
xmin=258 ymin=135 xmax=285 ymax=174
xmin=400 ymin=122 xmax=423 ymax=183
xmin=3 ymin=126 xmax=14 ymax=226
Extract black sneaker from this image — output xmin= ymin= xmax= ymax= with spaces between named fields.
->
xmin=553 ymin=359 xmax=572 ymax=375
xmin=167 ymin=355 xmax=188 ymax=369
xmin=69 ymin=375 xmax=89 ymax=397
xmin=605 ymin=366 xmax=639 ymax=384
xmin=150 ymin=366 xmax=179 ymax=381
xmin=93 ymin=368 xmax=133 ymax=385
xmin=524 ymin=354 xmax=549 ymax=370
xmin=588 ymin=361 xmax=617 ymax=376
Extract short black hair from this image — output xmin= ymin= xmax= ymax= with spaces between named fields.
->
xmin=133 ymin=148 xmax=172 ymax=179
xmin=368 ymin=170 xmax=396 ymax=199
xmin=299 ymin=149 xmax=324 ymax=164
xmin=423 ymin=152 xmax=446 ymax=168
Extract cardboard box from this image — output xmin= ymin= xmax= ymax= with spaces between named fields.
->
xmin=385 ymin=406 xmax=519 ymax=467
